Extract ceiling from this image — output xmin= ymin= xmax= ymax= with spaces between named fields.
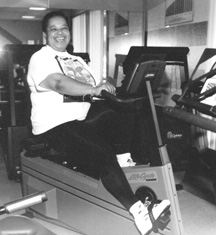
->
xmin=0 ymin=0 xmax=164 ymax=21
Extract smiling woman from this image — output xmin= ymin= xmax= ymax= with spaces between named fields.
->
xmin=42 ymin=12 xmax=70 ymax=52
xmin=25 ymin=10 xmax=171 ymax=235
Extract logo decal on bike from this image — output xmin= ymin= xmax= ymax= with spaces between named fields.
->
xmin=127 ymin=171 xmax=157 ymax=183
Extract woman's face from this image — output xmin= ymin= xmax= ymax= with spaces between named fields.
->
xmin=44 ymin=16 xmax=70 ymax=52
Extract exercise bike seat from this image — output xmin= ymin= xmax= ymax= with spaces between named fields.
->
xmin=0 ymin=215 xmax=56 ymax=235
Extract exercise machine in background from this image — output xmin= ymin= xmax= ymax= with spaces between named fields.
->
xmin=164 ymin=48 xmax=216 ymax=204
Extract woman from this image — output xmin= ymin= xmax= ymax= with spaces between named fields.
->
xmin=27 ymin=11 xmax=170 ymax=235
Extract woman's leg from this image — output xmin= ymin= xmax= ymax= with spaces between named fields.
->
xmin=100 ymin=162 xmax=138 ymax=210
xmin=42 ymin=103 xmax=171 ymax=235
xmin=43 ymin=120 xmax=138 ymax=210
xmin=85 ymin=101 xmax=135 ymax=154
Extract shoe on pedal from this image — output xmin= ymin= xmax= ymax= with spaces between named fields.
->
xmin=129 ymin=199 xmax=171 ymax=235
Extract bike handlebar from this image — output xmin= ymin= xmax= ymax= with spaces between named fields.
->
xmin=0 ymin=191 xmax=47 ymax=215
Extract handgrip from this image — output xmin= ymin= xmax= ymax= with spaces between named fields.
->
xmin=0 ymin=192 xmax=47 ymax=215
xmin=101 ymin=90 xmax=143 ymax=104
xmin=172 ymin=94 xmax=216 ymax=117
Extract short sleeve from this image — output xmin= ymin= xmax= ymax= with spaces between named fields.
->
xmin=27 ymin=50 xmax=61 ymax=92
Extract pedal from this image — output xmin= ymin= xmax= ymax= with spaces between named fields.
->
xmin=157 ymin=207 xmax=171 ymax=230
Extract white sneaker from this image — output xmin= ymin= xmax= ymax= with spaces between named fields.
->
xmin=129 ymin=200 xmax=171 ymax=235
xmin=116 ymin=153 xmax=136 ymax=167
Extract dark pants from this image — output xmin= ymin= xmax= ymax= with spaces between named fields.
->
xmin=42 ymin=101 xmax=138 ymax=210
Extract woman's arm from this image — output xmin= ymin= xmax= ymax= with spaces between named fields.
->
xmin=40 ymin=73 xmax=116 ymax=96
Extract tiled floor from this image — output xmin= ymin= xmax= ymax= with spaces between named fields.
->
xmin=1 ymin=152 xmax=216 ymax=234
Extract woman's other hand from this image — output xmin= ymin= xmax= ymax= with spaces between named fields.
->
xmin=92 ymin=81 xmax=116 ymax=96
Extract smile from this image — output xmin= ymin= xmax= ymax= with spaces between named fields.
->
xmin=55 ymin=37 xmax=65 ymax=42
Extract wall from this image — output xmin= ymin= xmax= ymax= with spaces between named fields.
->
xmin=0 ymin=20 xmax=42 ymax=50
xmin=108 ymin=0 xmax=210 ymax=80
xmin=147 ymin=0 xmax=209 ymax=75
xmin=0 ymin=0 xmax=212 ymax=82
xmin=108 ymin=11 xmax=143 ymax=78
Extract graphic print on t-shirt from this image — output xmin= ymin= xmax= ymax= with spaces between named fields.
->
xmin=55 ymin=56 xmax=95 ymax=86
xmin=55 ymin=56 xmax=96 ymax=102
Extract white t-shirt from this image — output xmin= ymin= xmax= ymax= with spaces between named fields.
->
xmin=27 ymin=45 xmax=100 ymax=135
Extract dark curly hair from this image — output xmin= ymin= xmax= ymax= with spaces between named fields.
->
xmin=42 ymin=11 xmax=69 ymax=33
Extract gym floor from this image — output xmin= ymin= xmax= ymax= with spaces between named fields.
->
xmin=1 ymin=148 xmax=216 ymax=235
